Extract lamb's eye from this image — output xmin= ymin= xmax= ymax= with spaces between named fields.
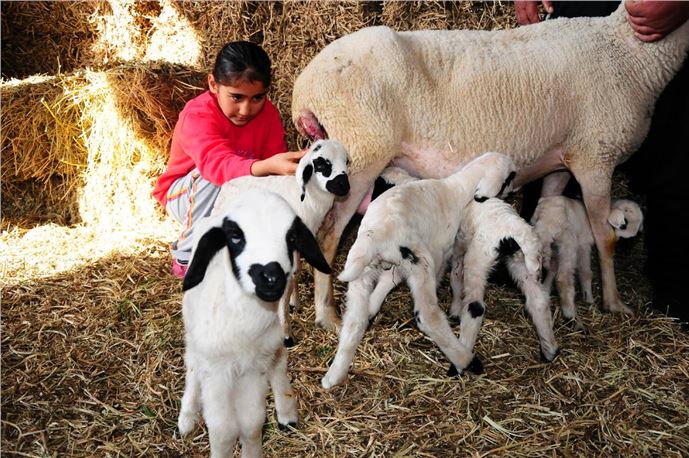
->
xmin=228 ymin=231 xmax=243 ymax=245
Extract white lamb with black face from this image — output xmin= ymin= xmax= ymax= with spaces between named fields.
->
xmin=212 ymin=139 xmax=350 ymax=346
xmin=178 ymin=188 xmax=331 ymax=458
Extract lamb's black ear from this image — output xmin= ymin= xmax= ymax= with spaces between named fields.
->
xmin=288 ymin=217 xmax=331 ymax=274
xmin=300 ymin=164 xmax=313 ymax=201
xmin=182 ymin=227 xmax=228 ymax=291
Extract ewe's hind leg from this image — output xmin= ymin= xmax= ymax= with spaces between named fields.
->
xmin=202 ymin=374 xmax=240 ymax=458
xmin=406 ymin=263 xmax=480 ymax=376
xmin=234 ymin=373 xmax=270 ymax=458
xmin=506 ymin=257 xmax=560 ymax=360
xmin=578 ymin=175 xmax=632 ymax=314
xmin=577 ymin=244 xmax=594 ymax=304
xmin=457 ymin=243 xmax=496 ymax=353
xmin=321 ymin=271 xmax=376 ymax=389
xmin=269 ymin=346 xmax=298 ymax=428
xmin=314 ymin=170 xmax=380 ymax=331
xmin=178 ymin=355 xmax=201 ymax=436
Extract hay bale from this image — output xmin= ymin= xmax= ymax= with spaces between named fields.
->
xmin=0 ymin=1 xmax=103 ymax=79
xmin=1 ymin=63 xmax=205 ymax=227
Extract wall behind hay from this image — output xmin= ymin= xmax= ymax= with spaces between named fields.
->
xmin=2 ymin=1 xmax=515 ymax=227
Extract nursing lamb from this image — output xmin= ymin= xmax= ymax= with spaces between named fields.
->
xmin=292 ymin=4 xmax=689 ymax=329
xmin=321 ymin=152 xmax=516 ymax=389
xmin=532 ymin=196 xmax=643 ymax=332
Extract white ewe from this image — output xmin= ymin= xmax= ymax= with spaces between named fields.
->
xmin=292 ymin=4 xmax=689 ymax=328
xmin=178 ymin=188 xmax=331 ymax=457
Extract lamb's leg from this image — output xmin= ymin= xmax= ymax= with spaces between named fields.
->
xmin=321 ymin=270 xmax=376 ymax=389
xmin=555 ymin=246 xmax=581 ymax=327
xmin=279 ymin=279 xmax=296 ymax=347
xmin=367 ymin=269 xmax=397 ymax=322
xmin=235 ymin=373 xmax=269 ymax=458
xmin=541 ymin=170 xmax=572 ymax=197
xmin=314 ymin=169 xmax=382 ymax=331
xmin=178 ymin=354 xmax=201 ymax=436
xmin=457 ymin=244 xmax=494 ymax=353
xmin=280 ymin=255 xmax=301 ymax=347
xmin=578 ymin=176 xmax=633 ymax=314
xmin=202 ymin=374 xmax=240 ymax=458
xmin=406 ymin=263 xmax=480 ymax=376
xmin=449 ymin=240 xmax=466 ymax=318
xmin=577 ymin=244 xmax=594 ymax=304
xmin=269 ymin=346 xmax=298 ymax=429
xmin=507 ymin=257 xmax=561 ymax=360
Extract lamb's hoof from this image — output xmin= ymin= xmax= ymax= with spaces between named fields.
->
xmin=465 ymin=355 xmax=484 ymax=375
xmin=177 ymin=413 xmax=196 ymax=437
xmin=284 ymin=336 xmax=295 ymax=348
xmin=278 ymin=421 xmax=298 ymax=432
xmin=603 ymin=302 xmax=635 ymax=316
xmin=448 ymin=314 xmax=461 ymax=326
xmin=540 ymin=347 xmax=560 ymax=363
xmin=321 ymin=371 xmax=345 ymax=389
xmin=564 ymin=318 xmax=589 ymax=335
xmin=448 ymin=355 xmax=483 ymax=377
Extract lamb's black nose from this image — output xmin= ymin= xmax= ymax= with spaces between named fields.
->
xmin=326 ymin=173 xmax=350 ymax=196
xmin=249 ymin=262 xmax=287 ymax=302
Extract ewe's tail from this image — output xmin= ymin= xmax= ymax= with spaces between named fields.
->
xmin=338 ymin=231 xmax=377 ymax=282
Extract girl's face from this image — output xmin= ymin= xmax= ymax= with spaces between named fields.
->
xmin=208 ymin=74 xmax=267 ymax=126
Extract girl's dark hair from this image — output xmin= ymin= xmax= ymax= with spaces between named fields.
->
xmin=212 ymin=41 xmax=272 ymax=88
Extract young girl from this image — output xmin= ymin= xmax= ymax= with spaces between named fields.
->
xmin=153 ymin=41 xmax=304 ymax=278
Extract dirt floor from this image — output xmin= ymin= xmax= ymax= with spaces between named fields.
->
xmin=2 ymin=205 xmax=689 ymax=457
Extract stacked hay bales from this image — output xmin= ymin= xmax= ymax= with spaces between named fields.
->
xmin=1 ymin=0 xmax=515 ymax=228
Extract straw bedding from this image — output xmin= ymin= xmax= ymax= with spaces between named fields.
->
xmin=2 ymin=1 xmax=688 ymax=457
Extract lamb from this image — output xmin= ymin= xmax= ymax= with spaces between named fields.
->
xmin=532 ymin=196 xmax=644 ymax=332
xmin=364 ymin=167 xmax=559 ymax=363
xmin=447 ymin=197 xmax=559 ymax=362
xmin=177 ymin=188 xmax=331 ymax=457
xmin=321 ymin=152 xmax=517 ymax=389
xmin=211 ymin=139 xmax=350 ymax=346
xmin=291 ymin=4 xmax=689 ymax=330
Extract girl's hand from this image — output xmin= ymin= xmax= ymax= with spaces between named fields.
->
xmin=625 ymin=0 xmax=689 ymax=42
xmin=251 ymin=150 xmax=307 ymax=176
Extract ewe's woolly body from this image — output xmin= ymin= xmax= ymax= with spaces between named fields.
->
xmin=293 ymin=6 xmax=689 ymax=181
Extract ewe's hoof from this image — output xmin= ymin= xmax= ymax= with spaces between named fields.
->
xmin=447 ymin=363 xmax=459 ymax=377
xmin=315 ymin=314 xmax=341 ymax=332
xmin=284 ymin=336 xmax=295 ymax=348
xmin=278 ymin=421 xmax=298 ymax=432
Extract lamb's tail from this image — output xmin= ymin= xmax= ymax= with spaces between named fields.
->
xmin=338 ymin=231 xmax=377 ymax=282
xmin=514 ymin=229 xmax=544 ymax=278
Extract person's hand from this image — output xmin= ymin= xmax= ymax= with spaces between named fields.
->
xmin=515 ymin=0 xmax=554 ymax=25
xmin=251 ymin=150 xmax=306 ymax=176
xmin=625 ymin=0 xmax=689 ymax=42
